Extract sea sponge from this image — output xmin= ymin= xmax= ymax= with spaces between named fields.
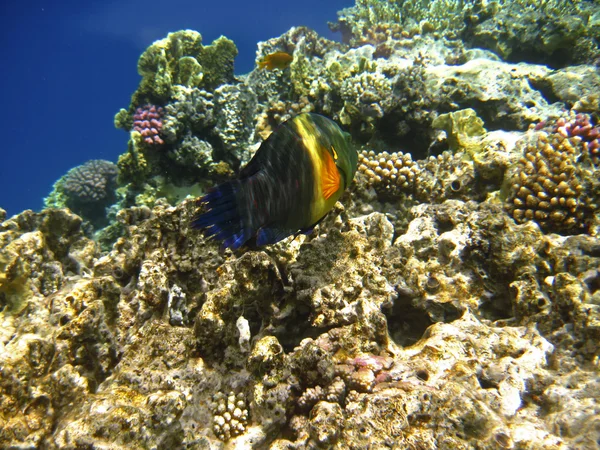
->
xmin=431 ymin=108 xmax=487 ymax=155
xmin=504 ymin=131 xmax=596 ymax=233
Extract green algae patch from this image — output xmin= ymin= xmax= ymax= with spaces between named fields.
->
xmin=432 ymin=108 xmax=487 ymax=156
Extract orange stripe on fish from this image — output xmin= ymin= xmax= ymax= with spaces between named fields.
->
xmin=321 ymin=147 xmax=341 ymax=200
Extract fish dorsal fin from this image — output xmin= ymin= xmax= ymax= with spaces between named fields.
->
xmin=321 ymin=148 xmax=341 ymax=200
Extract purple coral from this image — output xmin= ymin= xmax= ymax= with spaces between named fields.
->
xmin=538 ymin=112 xmax=600 ymax=165
xmin=133 ymin=104 xmax=164 ymax=145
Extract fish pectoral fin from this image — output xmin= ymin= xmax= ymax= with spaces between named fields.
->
xmin=256 ymin=226 xmax=294 ymax=246
xmin=321 ymin=149 xmax=341 ymax=200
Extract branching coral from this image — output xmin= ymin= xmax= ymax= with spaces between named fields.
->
xmin=358 ymin=150 xmax=420 ymax=197
xmin=504 ymin=131 xmax=597 ymax=233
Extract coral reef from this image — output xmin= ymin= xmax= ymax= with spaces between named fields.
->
xmin=7 ymin=2 xmax=600 ymax=448
xmin=3 ymin=190 xmax=599 ymax=448
xmin=331 ymin=0 xmax=600 ymax=67
xmin=113 ymin=30 xmax=243 ymax=207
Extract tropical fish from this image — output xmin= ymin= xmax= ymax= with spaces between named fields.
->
xmin=257 ymin=51 xmax=293 ymax=70
xmin=192 ymin=113 xmax=358 ymax=250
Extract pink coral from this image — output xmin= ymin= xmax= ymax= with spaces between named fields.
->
xmin=334 ymin=354 xmax=395 ymax=392
xmin=538 ymin=112 xmax=600 ymax=165
xmin=133 ymin=104 xmax=165 ymax=145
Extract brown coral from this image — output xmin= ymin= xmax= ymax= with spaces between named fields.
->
xmin=505 ymin=131 xmax=596 ymax=233
xmin=357 ymin=150 xmax=420 ymax=197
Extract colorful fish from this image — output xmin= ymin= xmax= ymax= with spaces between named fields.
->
xmin=257 ymin=51 xmax=293 ymax=70
xmin=192 ymin=113 xmax=358 ymax=249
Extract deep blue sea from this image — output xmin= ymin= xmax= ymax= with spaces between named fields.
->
xmin=0 ymin=0 xmax=351 ymax=218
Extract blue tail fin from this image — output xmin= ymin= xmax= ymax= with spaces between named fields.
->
xmin=191 ymin=182 xmax=253 ymax=250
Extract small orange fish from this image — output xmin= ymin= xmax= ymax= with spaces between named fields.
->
xmin=258 ymin=51 xmax=293 ymax=70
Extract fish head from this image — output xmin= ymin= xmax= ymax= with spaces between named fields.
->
xmin=298 ymin=113 xmax=358 ymax=189
xmin=329 ymin=130 xmax=358 ymax=190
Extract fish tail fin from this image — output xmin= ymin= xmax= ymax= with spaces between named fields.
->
xmin=191 ymin=181 xmax=253 ymax=250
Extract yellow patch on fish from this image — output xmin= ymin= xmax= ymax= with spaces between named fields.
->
xmin=258 ymin=51 xmax=293 ymax=70
xmin=293 ymin=115 xmax=343 ymax=224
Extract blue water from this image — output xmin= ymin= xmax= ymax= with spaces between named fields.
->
xmin=0 ymin=0 xmax=351 ymax=218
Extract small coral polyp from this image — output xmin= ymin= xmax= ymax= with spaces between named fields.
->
xmin=209 ymin=391 xmax=249 ymax=441
xmin=133 ymin=104 xmax=164 ymax=145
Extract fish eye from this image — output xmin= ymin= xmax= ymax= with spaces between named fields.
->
xmin=331 ymin=146 xmax=338 ymax=160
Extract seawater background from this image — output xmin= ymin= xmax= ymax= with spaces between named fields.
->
xmin=0 ymin=0 xmax=351 ymax=217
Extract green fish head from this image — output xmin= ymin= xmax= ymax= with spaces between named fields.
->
xmin=333 ymin=130 xmax=358 ymax=189
xmin=302 ymin=113 xmax=358 ymax=190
